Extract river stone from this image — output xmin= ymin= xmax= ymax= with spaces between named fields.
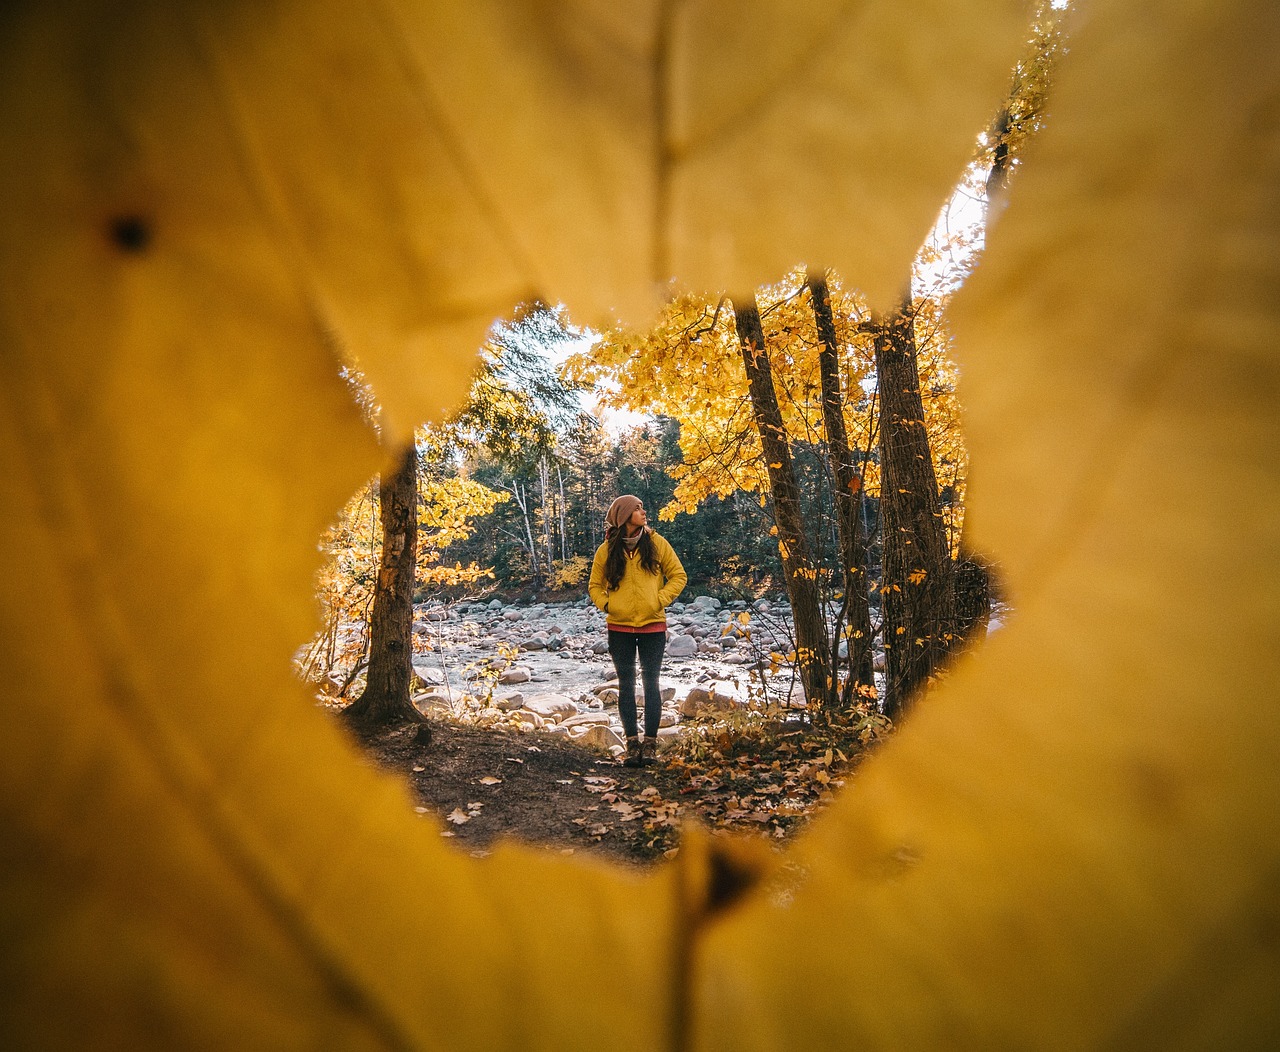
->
xmin=577 ymin=724 xmax=626 ymax=751
xmin=595 ymin=687 xmax=619 ymax=705
xmin=519 ymin=634 xmax=548 ymax=651
xmin=591 ymin=640 xmax=609 ymax=654
xmin=661 ymin=686 xmax=676 ymax=702
xmin=667 ymin=634 xmax=697 ymax=658
xmin=499 ymin=666 xmax=531 ymax=685
xmin=493 ymin=691 xmax=524 ymax=711
xmin=559 ymin=711 xmax=614 ymax=729
xmin=523 ymin=693 xmax=578 ymax=721
xmin=411 ymin=665 xmax=446 ymax=689
xmin=690 ymin=595 xmax=722 ymax=612
xmin=412 ymin=691 xmax=452 ymax=715
xmin=659 ymin=709 xmax=679 ymax=728
xmin=512 ymin=710 xmax=546 ymax=730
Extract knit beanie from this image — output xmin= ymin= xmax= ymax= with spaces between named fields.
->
xmin=605 ymin=494 xmax=643 ymax=530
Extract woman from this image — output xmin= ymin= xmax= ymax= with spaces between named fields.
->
xmin=588 ymin=494 xmax=687 ymax=767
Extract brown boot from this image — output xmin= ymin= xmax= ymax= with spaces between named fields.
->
xmin=641 ymin=736 xmax=659 ymax=766
xmin=622 ymin=736 xmax=643 ymax=767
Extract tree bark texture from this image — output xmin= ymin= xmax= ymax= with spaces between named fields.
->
xmin=807 ymin=271 xmax=877 ymax=708
xmin=342 ymin=444 xmax=426 ymax=731
xmin=872 ymin=295 xmax=957 ymax=719
xmin=732 ymin=297 xmax=834 ymax=711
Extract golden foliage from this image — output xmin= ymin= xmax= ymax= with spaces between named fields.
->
xmin=3 ymin=0 xmax=1277 ymax=1049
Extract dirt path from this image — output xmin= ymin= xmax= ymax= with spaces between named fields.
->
xmin=353 ymin=707 xmax=890 ymax=866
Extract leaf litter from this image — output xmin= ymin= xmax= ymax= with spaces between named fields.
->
xmin=352 ymin=705 xmax=890 ymax=865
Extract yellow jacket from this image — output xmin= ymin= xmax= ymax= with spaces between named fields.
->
xmin=588 ymin=531 xmax=687 ymax=627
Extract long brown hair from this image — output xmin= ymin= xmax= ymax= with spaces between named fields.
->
xmin=603 ymin=526 xmax=660 ymax=590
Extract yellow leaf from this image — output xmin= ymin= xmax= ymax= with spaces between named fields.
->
xmin=478 ymin=776 xmax=501 ymax=786
xmin=5 ymin=1 xmax=1276 ymax=1050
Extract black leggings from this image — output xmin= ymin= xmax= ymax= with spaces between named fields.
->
xmin=608 ymin=630 xmax=666 ymax=739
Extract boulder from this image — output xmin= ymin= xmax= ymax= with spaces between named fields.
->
xmin=499 ymin=666 xmax=532 ymax=685
xmin=487 ymin=599 xmax=504 ymax=610
xmin=518 ymin=634 xmax=548 ymax=651
xmin=512 ymin=710 xmax=547 ymax=730
xmin=752 ymin=599 xmax=772 ymax=613
xmin=690 ymin=595 xmax=722 ymax=612
xmin=493 ymin=691 xmax=525 ymax=711
xmin=659 ymin=709 xmax=679 ymax=728
xmin=412 ymin=691 xmax=453 ymax=715
xmin=596 ymin=687 xmax=619 ymax=705
xmin=679 ymin=686 xmax=738 ymax=717
xmin=667 ymin=634 xmax=697 ymax=658
xmin=578 ymin=724 xmax=626 ymax=752
xmin=424 ymin=607 xmax=449 ymax=622
xmin=502 ymin=608 xmax=523 ymax=621
xmin=522 ymin=692 xmax=579 ymax=722
xmin=591 ymin=641 xmax=610 ymax=655
xmin=559 ymin=711 xmax=614 ymax=730
xmin=411 ymin=665 xmax=446 ymax=689
xmin=661 ymin=686 xmax=676 ymax=702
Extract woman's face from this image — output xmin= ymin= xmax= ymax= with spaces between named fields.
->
xmin=627 ymin=503 xmax=647 ymax=531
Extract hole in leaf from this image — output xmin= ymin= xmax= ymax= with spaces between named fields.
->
xmin=300 ymin=246 xmax=1006 ymax=871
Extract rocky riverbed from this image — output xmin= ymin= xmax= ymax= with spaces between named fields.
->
xmin=322 ymin=594 xmax=895 ymax=759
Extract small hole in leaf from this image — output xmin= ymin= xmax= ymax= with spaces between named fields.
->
xmin=109 ymin=215 xmax=152 ymax=254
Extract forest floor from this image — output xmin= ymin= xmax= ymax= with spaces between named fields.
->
xmin=348 ymin=705 xmax=892 ymax=867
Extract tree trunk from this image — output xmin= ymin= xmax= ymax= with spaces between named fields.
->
xmin=557 ymin=465 xmax=569 ymax=563
xmin=872 ymin=294 xmax=957 ymax=720
xmin=510 ymin=479 xmax=541 ymax=584
xmin=732 ymin=296 xmax=833 ymax=712
xmin=342 ymin=444 xmax=429 ymax=737
xmin=807 ymin=270 xmax=876 ymax=708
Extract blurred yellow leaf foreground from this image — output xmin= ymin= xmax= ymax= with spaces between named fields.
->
xmin=1 ymin=0 xmax=1277 ymax=1048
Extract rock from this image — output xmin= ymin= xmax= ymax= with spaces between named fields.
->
xmin=578 ymin=724 xmax=626 ymax=751
xmin=518 ymin=634 xmax=548 ymax=651
xmin=591 ymin=641 xmax=610 ymax=655
xmin=547 ymin=625 xmax=564 ymax=635
xmin=512 ymin=710 xmax=547 ymax=730
xmin=545 ymin=723 xmax=570 ymax=737
xmin=667 ymin=634 xmax=698 ymax=658
xmin=487 ymin=599 xmax=504 ymax=610
xmin=411 ymin=665 xmax=446 ymax=689
xmin=412 ymin=691 xmax=453 ymax=715
xmin=752 ymin=599 xmax=772 ymax=613
xmin=719 ymin=635 xmax=738 ymax=650
xmin=722 ymin=653 xmax=752 ymax=665
xmin=697 ymin=641 xmax=721 ymax=654
xmin=690 ymin=595 xmax=722 ymax=612
xmin=596 ymin=687 xmax=619 ymax=705
xmin=425 ymin=607 xmax=449 ymax=622
xmin=661 ymin=686 xmax=676 ymax=702
xmin=499 ymin=666 xmax=532 ymax=685
xmin=679 ymin=687 xmax=711 ymax=716
xmin=493 ymin=691 xmax=525 ymax=711
xmin=559 ymin=712 xmax=614 ymax=729
xmin=545 ymin=635 xmax=566 ymax=651
xmin=502 ymin=608 xmax=523 ymax=621
xmin=729 ymin=600 xmax=747 ymax=610
xmin=522 ymin=692 xmax=579 ymax=722
xmin=659 ymin=709 xmax=679 ymax=728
